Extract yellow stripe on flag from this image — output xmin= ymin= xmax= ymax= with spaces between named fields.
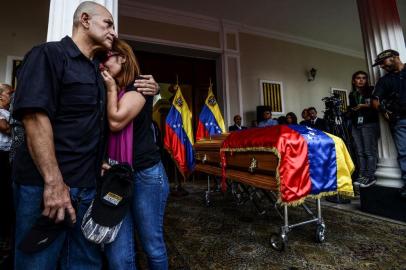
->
xmin=172 ymin=86 xmax=194 ymax=145
xmin=205 ymin=87 xmax=225 ymax=133
xmin=325 ymin=133 xmax=355 ymax=197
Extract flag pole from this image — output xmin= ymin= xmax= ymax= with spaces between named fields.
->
xmin=209 ymin=78 xmax=212 ymax=141
xmin=170 ymin=74 xmax=189 ymax=197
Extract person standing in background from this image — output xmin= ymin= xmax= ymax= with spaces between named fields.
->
xmin=0 ymin=83 xmax=13 ymax=262
xmin=258 ymin=109 xmax=278 ymax=127
xmin=299 ymin=108 xmax=310 ymax=125
xmin=229 ymin=114 xmax=247 ymax=131
xmin=348 ymin=71 xmax=379 ymax=188
xmin=286 ymin=112 xmax=298 ymax=125
xmin=372 ymin=49 xmax=406 ymax=198
xmin=305 ymin=107 xmax=328 ymax=131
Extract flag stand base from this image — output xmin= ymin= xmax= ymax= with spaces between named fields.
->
xmin=325 ymin=194 xmax=351 ymax=204
xmin=171 ymin=184 xmax=189 ymax=197
xmin=170 ymin=169 xmax=189 ymax=197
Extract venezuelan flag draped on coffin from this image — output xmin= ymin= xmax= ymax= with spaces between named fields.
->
xmin=220 ymin=125 xmax=354 ymax=206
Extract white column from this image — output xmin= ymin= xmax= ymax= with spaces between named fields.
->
xmin=357 ymin=0 xmax=406 ymax=188
xmin=220 ymin=21 xmax=243 ymax=127
xmin=47 ymin=0 xmax=118 ymax=42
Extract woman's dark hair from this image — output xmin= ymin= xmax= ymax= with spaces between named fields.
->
xmin=351 ymin=70 xmax=370 ymax=94
xmin=286 ymin=112 xmax=298 ymax=124
xmin=301 ymin=108 xmax=308 ymax=119
xmin=277 ymin=116 xmax=287 ymax=125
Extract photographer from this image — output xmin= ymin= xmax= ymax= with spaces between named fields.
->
xmin=372 ymin=49 xmax=406 ymax=198
xmin=348 ymin=71 xmax=379 ymax=188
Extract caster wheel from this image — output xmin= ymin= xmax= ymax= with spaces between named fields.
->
xmin=270 ymin=233 xmax=287 ymax=251
xmin=315 ymin=224 xmax=326 ymax=243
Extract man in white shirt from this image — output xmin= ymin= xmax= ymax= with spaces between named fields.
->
xmin=258 ymin=110 xmax=278 ymax=127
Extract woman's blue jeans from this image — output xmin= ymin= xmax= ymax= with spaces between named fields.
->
xmin=105 ymin=161 xmax=170 ymax=270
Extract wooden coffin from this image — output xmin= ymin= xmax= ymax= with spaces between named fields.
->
xmin=194 ymin=133 xmax=279 ymax=191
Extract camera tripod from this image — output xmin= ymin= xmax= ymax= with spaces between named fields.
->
xmin=324 ymin=113 xmax=354 ymax=204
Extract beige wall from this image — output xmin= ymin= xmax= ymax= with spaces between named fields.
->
xmin=119 ymin=17 xmax=221 ymax=49
xmin=239 ymin=33 xmax=367 ymax=125
xmin=0 ymin=2 xmax=366 ymax=127
xmin=0 ymin=0 xmax=49 ymax=83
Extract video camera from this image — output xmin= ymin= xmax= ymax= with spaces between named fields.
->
xmin=322 ymin=93 xmax=342 ymax=110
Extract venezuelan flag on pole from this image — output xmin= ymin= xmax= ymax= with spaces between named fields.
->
xmin=164 ymin=86 xmax=195 ymax=177
xmin=196 ymin=85 xmax=226 ymax=141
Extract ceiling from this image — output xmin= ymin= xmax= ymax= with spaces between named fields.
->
xmin=127 ymin=0 xmax=406 ymax=58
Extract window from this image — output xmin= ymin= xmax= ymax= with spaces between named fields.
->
xmin=5 ymin=56 xmax=23 ymax=88
xmin=331 ymin=88 xmax=348 ymax=112
xmin=259 ymin=80 xmax=284 ymax=114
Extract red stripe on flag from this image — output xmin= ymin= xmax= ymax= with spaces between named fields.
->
xmin=164 ymin=123 xmax=189 ymax=175
xmin=196 ymin=120 xmax=210 ymax=141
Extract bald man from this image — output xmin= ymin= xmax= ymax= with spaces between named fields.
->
xmin=12 ymin=2 xmax=157 ymax=269
xmin=229 ymin=114 xmax=247 ymax=131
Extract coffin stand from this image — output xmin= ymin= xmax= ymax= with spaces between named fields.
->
xmin=194 ymin=134 xmax=326 ymax=251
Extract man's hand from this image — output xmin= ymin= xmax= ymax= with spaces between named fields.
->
xmin=134 ymin=75 xmax=159 ymax=96
xmin=42 ymin=179 xmax=76 ymax=224
xmin=352 ymin=104 xmax=369 ymax=111
xmin=101 ymin=161 xmax=111 ymax=176
xmin=22 ymin=111 xmax=76 ymax=224
xmin=0 ymin=119 xmax=10 ymax=134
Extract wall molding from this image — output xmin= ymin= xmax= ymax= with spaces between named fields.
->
xmin=119 ymin=34 xmax=222 ymax=53
xmin=119 ymin=0 xmax=220 ymax=32
xmin=118 ymin=1 xmax=365 ymax=59
xmin=239 ymin=24 xmax=364 ymax=59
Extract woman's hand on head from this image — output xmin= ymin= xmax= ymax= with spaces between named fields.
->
xmin=134 ymin=75 xmax=160 ymax=96
xmin=101 ymin=70 xmax=117 ymax=92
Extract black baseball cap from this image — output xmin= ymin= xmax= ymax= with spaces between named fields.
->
xmin=372 ymin=49 xmax=399 ymax=66
xmin=91 ymin=163 xmax=133 ymax=227
xmin=18 ymin=202 xmax=76 ymax=253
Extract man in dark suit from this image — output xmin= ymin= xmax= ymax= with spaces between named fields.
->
xmin=229 ymin=114 xmax=247 ymax=131
xmin=305 ymin=107 xmax=328 ymax=131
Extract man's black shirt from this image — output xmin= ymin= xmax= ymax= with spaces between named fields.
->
xmin=374 ymin=65 xmax=406 ymax=112
xmin=12 ymin=36 xmax=107 ymax=187
xmin=228 ymin=125 xmax=247 ymax=131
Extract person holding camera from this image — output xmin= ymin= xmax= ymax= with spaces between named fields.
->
xmin=348 ymin=71 xmax=379 ymax=188
xmin=371 ymin=49 xmax=406 ymax=198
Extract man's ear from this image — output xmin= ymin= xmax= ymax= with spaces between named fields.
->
xmin=80 ymin=12 xmax=91 ymax=29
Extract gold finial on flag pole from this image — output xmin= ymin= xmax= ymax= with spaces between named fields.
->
xmin=173 ymin=74 xmax=180 ymax=91
xmin=209 ymin=77 xmax=213 ymax=90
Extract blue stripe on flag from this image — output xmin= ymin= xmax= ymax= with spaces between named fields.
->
xmin=166 ymin=107 xmax=195 ymax=171
xmin=199 ymin=105 xmax=223 ymax=136
xmin=288 ymin=124 xmax=337 ymax=194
